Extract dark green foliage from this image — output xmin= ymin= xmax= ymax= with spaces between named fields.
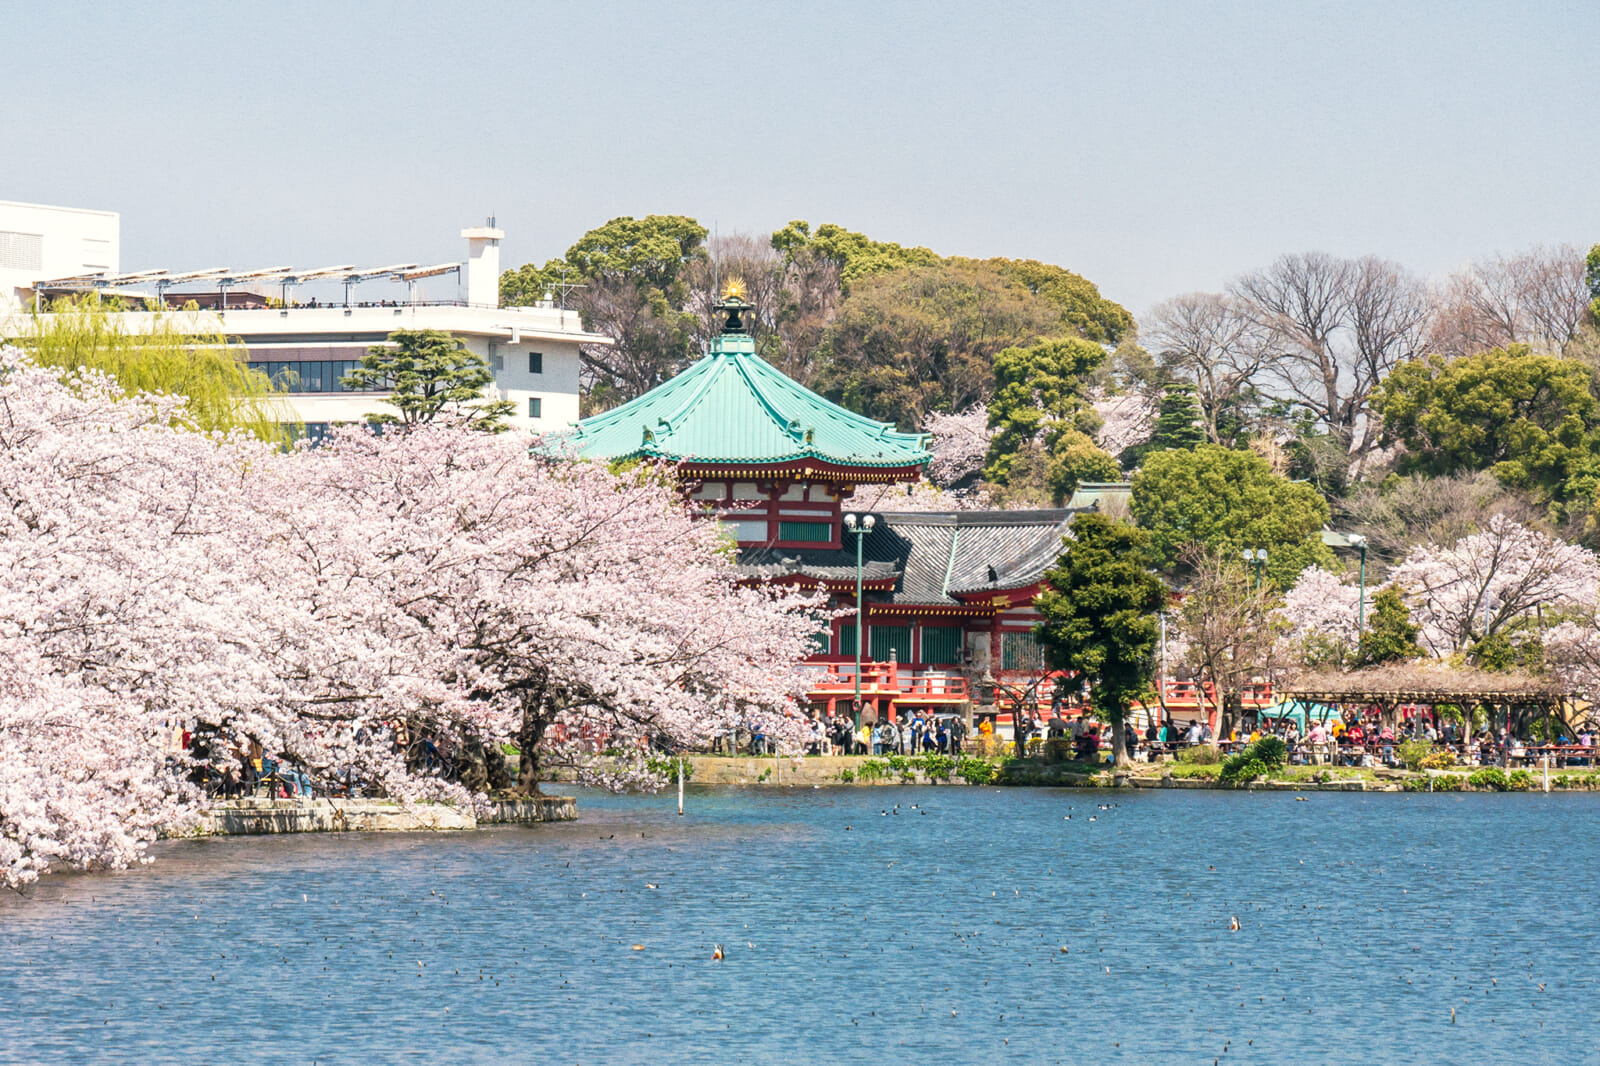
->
xmin=984 ymin=337 xmax=1106 ymax=482
xmin=1129 ymin=443 xmax=1333 ymax=583
xmin=1250 ymin=735 xmax=1288 ymax=766
xmin=1035 ymin=514 xmax=1165 ymax=764
xmin=770 ymin=220 xmax=940 ymax=291
xmin=342 ymin=329 xmax=514 ymax=430
xmin=1219 ymin=735 xmax=1288 ymax=784
xmin=1374 ymin=346 xmax=1600 ymax=517
xmin=1147 ymin=381 xmax=1205 ymax=453
xmin=1468 ymin=767 xmax=1509 ymax=791
xmin=1219 ymin=757 xmax=1270 ymax=785
xmin=957 ymin=756 xmax=998 ymax=785
xmin=981 ymin=337 xmax=1119 ymax=502
xmin=1357 ymin=587 xmax=1424 ymax=666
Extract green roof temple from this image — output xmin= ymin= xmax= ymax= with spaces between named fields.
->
xmin=559 ymin=290 xmax=931 ymax=484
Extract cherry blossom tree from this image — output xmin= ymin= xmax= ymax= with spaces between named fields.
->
xmin=0 ymin=348 xmax=440 ymax=885
xmin=923 ymin=404 xmax=992 ymax=487
xmin=282 ymin=425 xmax=827 ymax=793
xmin=1278 ymin=566 xmax=1363 ymax=667
xmin=0 ymin=345 xmax=825 ymax=885
xmin=1090 ymin=387 xmax=1156 ymax=459
xmin=1388 ymin=514 xmax=1600 ymax=657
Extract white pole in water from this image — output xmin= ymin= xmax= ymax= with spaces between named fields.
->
xmin=677 ymin=756 xmax=684 ymax=815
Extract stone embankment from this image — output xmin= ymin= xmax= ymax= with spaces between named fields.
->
xmin=185 ymin=795 xmax=576 ymax=836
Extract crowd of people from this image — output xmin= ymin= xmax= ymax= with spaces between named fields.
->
xmin=799 ymin=712 xmax=969 ymax=756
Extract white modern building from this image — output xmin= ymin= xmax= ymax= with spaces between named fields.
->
xmin=1 ymin=200 xmax=120 ymax=311
xmin=4 ymin=205 xmax=603 ymax=435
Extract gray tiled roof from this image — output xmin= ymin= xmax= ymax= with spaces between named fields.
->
xmin=736 ymin=509 xmax=1078 ymax=604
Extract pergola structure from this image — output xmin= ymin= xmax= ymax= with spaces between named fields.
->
xmin=1286 ymin=664 xmax=1579 ymax=737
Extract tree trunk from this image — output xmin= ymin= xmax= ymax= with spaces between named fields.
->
xmin=1112 ymin=716 xmax=1131 ymax=767
xmin=513 ymin=708 xmax=549 ymax=797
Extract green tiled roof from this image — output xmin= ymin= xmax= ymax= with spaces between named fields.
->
xmin=560 ymin=324 xmax=931 ymax=470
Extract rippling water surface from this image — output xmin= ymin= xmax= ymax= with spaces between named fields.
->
xmin=2 ymin=786 xmax=1596 ymax=1064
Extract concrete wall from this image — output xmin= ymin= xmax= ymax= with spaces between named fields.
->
xmin=186 ymin=796 xmax=576 ymax=836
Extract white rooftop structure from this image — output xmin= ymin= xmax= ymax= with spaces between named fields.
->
xmin=3 ymin=206 xmax=603 ymax=435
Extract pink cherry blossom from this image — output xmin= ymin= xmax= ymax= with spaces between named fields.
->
xmin=1388 ymin=514 xmax=1600 ymax=656
xmin=0 ymin=346 xmax=824 ymax=886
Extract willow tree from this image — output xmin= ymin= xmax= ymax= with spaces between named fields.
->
xmin=4 ymin=295 xmax=293 ymax=440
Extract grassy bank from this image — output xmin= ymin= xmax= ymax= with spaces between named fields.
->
xmin=556 ymin=753 xmax=1600 ymax=793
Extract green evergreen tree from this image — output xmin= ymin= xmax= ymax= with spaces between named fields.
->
xmin=1148 ymin=382 xmax=1205 ymax=451
xmin=1129 ymin=443 xmax=1333 ymax=583
xmin=1357 ymin=586 xmax=1424 ymax=666
xmin=342 ymin=329 xmax=515 ymax=431
xmin=1035 ymin=513 xmax=1166 ymax=767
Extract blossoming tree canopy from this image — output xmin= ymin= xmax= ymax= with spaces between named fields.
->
xmin=0 ymin=345 xmax=825 ymax=885
xmin=1388 ymin=513 xmax=1600 ymax=656
xmin=298 ymin=424 xmax=827 ymax=791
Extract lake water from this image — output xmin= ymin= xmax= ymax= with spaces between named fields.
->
xmin=1 ymin=786 xmax=1596 ymax=1064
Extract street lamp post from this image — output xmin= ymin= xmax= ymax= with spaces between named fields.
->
xmin=1242 ymin=548 xmax=1267 ymax=589
xmin=1349 ymin=534 xmax=1368 ymax=632
xmin=843 ymin=512 xmax=876 ymax=754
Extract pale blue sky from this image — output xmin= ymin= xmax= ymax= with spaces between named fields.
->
xmin=8 ymin=0 xmax=1596 ymax=316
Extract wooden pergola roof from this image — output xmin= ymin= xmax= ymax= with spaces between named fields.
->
xmin=1286 ymin=664 xmax=1570 ymax=706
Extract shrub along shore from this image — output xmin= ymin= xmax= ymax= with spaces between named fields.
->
xmin=556 ymin=752 xmax=1600 ymax=792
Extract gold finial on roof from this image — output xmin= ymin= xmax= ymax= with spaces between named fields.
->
xmin=721 ymin=276 xmax=746 ymax=300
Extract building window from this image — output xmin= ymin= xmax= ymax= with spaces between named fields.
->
xmin=529 ymin=351 xmax=543 ymax=374
xmin=1000 ymin=631 xmax=1046 ymax=672
xmin=838 ymin=624 xmax=857 ymax=657
xmin=528 ymin=397 xmax=542 ymax=418
xmin=249 ymin=360 xmax=375 ymax=393
xmin=921 ymin=626 xmax=963 ymax=666
xmin=778 ymin=521 xmax=832 ymax=543
xmin=488 ymin=343 xmax=503 ymax=372
xmin=869 ymin=625 xmax=913 ymax=664
xmin=720 ymin=518 xmax=766 ymax=542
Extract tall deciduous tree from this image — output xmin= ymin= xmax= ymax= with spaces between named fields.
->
xmin=1035 ymin=514 xmax=1165 ymax=766
xmin=1129 ymin=443 xmax=1332 ymax=583
xmin=1142 ymin=292 xmax=1272 ymax=445
xmin=342 ymin=329 xmax=514 ymax=430
xmin=1178 ymin=549 xmax=1285 ymax=739
xmin=1231 ymin=253 xmax=1431 ymax=468
xmin=1428 ymin=245 xmax=1592 ymax=358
